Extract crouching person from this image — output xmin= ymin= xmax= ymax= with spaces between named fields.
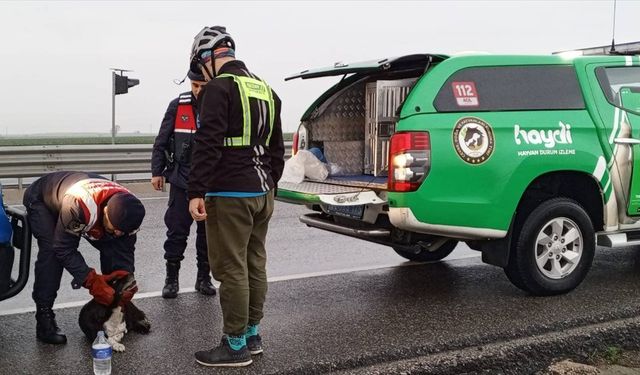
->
xmin=24 ymin=171 xmax=145 ymax=345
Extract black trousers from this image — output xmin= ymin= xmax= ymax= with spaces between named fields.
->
xmin=163 ymin=184 xmax=208 ymax=269
xmin=24 ymin=182 xmax=136 ymax=307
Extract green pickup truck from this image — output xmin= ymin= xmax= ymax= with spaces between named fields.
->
xmin=278 ymin=51 xmax=640 ymax=296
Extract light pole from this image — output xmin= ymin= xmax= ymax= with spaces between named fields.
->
xmin=111 ymin=70 xmax=116 ymax=144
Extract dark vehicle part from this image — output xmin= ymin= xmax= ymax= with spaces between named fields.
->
xmin=0 ymin=193 xmax=32 ymax=302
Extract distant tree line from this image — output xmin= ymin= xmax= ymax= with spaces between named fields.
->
xmin=0 ymin=133 xmax=292 ymax=146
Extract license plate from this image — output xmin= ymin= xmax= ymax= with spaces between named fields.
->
xmin=326 ymin=204 xmax=364 ymax=219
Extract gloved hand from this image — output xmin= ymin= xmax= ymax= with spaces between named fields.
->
xmin=83 ymin=269 xmax=116 ymax=306
xmin=118 ymin=278 xmax=138 ymax=307
xmin=103 ymin=270 xmax=137 ymax=306
xmin=108 ymin=270 xmax=130 ymax=280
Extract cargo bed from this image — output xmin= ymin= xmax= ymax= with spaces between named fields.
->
xmin=278 ymin=175 xmax=386 ymax=202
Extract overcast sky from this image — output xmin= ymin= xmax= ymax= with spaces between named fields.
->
xmin=0 ymin=0 xmax=638 ymax=136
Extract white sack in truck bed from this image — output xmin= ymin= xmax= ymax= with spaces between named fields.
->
xmin=280 ymin=150 xmax=329 ymax=183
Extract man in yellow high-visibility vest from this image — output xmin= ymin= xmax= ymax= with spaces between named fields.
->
xmin=187 ymin=25 xmax=285 ymax=367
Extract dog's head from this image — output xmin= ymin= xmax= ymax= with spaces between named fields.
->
xmin=78 ymin=272 xmax=138 ymax=340
xmin=109 ymin=273 xmax=137 ymax=306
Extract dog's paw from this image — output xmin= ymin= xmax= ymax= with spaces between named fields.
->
xmin=137 ymin=318 xmax=151 ymax=333
xmin=129 ymin=317 xmax=151 ymax=334
xmin=112 ymin=342 xmax=126 ymax=352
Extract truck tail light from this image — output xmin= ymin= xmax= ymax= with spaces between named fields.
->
xmin=388 ymin=132 xmax=431 ymax=192
xmin=292 ymin=131 xmax=299 ymax=156
xmin=292 ymin=123 xmax=308 ymax=156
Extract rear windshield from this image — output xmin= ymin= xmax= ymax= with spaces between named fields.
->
xmin=434 ymin=65 xmax=585 ymax=112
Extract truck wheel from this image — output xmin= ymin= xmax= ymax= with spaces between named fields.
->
xmin=504 ymin=198 xmax=595 ymax=296
xmin=393 ymin=240 xmax=458 ymax=262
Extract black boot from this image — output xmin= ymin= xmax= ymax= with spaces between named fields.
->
xmin=35 ymin=306 xmax=67 ymax=345
xmin=162 ymin=261 xmax=180 ymax=299
xmin=195 ymin=266 xmax=216 ymax=296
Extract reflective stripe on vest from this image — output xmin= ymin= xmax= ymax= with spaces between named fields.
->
xmin=216 ymin=73 xmax=275 ymax=147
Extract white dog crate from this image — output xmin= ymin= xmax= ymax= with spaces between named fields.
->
xmin=364 ymin=78 xmax=418 ymax=176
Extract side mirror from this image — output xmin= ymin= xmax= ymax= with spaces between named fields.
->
xmin=619 ymin=86 xmax=640 ymax=114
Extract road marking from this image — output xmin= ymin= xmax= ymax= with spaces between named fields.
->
xmin=139 ymin=196 xmax=168 ymax=201
xmin=0 ymin=253 xmax=480 ymax=316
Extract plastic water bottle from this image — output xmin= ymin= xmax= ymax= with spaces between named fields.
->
xmin=92 ymin=331 xmax=112 ymax=375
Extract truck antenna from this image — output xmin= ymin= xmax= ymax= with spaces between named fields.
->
xmin=610 ymin=0 xmax=617 ymax=53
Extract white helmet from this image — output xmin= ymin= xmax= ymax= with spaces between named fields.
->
xmin=190 ymin=26 xmax=235 ymax=78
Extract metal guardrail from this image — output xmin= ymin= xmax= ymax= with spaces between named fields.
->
xmin=0 ymin=144 xmax=154 ymax=178
xmin=0 ymin=142 xmax=293 ymax=186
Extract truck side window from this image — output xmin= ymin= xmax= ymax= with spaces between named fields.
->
xmin=596 ymin=67 xmax=640 ymax=115
xmin=434 ymin=65 xmax=585 ymax=112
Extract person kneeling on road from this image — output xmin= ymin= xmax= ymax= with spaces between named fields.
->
xmin=151 ymin=67 xmax=216 ymax=298
xmin=24 ymin=171 xmax=145 ymax=345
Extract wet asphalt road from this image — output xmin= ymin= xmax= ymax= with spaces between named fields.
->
xmin=2 ymin=185 xmax=640 ymax=374
xmin=4 ymin=185 xmax=472 ymax=313
xmin=2 ymin=248 xmax=640 ymax=374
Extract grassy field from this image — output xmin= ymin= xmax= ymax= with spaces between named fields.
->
xmin=0 ymin=136 xmax=155 ymax=146
xmin=0 ymin=133 xmax=293 ymax=146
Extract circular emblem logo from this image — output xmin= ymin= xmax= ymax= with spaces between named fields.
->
xmin=452 ymin=117 xmax=494 ymax=164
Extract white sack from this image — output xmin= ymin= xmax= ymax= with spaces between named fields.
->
xmin=280 ymin=154 xmax=305 ymax=183
xmin=280 ymin=150 xmax=329 ymax=183
xmin=298 ymin=150 xmax=329 ymax=181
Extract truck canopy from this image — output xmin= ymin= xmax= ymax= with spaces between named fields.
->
xmin=284 ymin=54 xmax=449 ymax=81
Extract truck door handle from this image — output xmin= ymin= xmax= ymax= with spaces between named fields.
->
xmin=614 ymin=137 xmax=640 ymax=145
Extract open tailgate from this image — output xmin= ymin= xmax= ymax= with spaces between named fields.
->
xmin=277 ymin=180 xmax=387 ymax=222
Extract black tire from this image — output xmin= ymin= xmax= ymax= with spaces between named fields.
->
xmin=504 ymin=198 xmax=595 ymax=296
xmin=393 ymin=240 xmax=458 ymax=262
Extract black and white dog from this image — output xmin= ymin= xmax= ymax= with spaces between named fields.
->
xmin=78 ymin=273 xmax=150 ymax=351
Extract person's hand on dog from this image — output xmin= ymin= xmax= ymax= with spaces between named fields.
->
xmin=107 ymin=269 xmax=130 ymax=280
xmin=83 ymin=269 xmax=131 ymax=306
xmin=118 ymin=278 xmax=138 ymax=307
xmin=107 ymin=270 xmax=137 ymax=306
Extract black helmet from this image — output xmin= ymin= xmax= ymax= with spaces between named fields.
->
xmin=187 ymin=67 xmax=205 ymax=82
xmin=190 ymin=26 xmax=235 ymax=78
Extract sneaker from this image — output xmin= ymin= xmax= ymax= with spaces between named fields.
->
xmin=246 ymin=334 xmax=263 ymax=355
xmin=195 ymin=337 xmax=253 ymax=367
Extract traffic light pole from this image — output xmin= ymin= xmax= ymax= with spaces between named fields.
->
xmin=111 ymin=71 xmax=116 ymax=145
xmin=110 ymin=68 xmax=139 ymax=144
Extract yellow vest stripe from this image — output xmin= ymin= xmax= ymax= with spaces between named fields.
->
xmin=217 ymin=73 xmax=275 ymax=147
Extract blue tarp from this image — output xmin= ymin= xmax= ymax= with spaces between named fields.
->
xmin=0 ymin=185 xmax=12 ymax=244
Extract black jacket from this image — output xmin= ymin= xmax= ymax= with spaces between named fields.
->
xmin=187 ymin=60 xmax=285 ymax=199
xmin=151 ymin=93 xmax=197 ymax=189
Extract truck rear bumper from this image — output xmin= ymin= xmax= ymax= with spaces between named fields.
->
xmin=388 ymin=207 xmax=507 ymax=240
xmin=299 ymin=213 xmax=420 ymax=252
xmin=300 ymin=213 xmax=390 ymax=238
